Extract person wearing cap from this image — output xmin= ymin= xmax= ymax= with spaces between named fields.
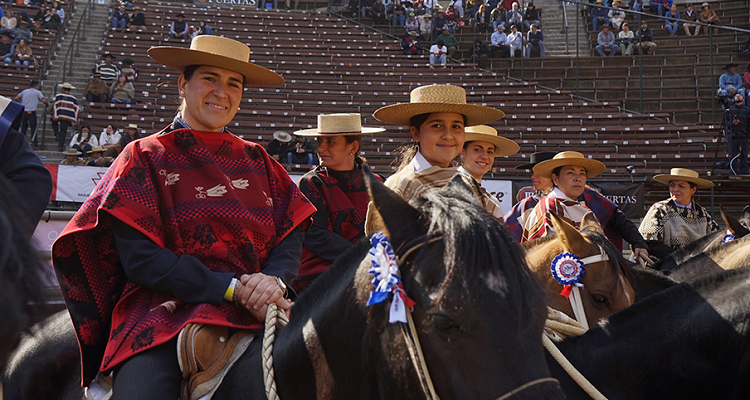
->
xmin=365 ymin=84 xmax=505 ymax=234
xmin=523 ymin=2 xmax=540 ymax=31
xmin=639 ymin=169 xmax=719 ymax=258
xmin=52 ymin=35 xmax=316 ymax=398
xmin=719 ymin=63 xmax=744 ymax=99
xmin=609 ymin=1 xmax=626 ymax=31
xmin=520 ymin=151 xmax=649 ymax=257
xmin=404 ymin=11 xmax=419 ymax=33
xmin=169 ymin=13 xmax=189 ymax=39
xmin=14 ymin=79 xmax=46 ymax=149
xmin=48 ymin=82 xmax=79 ymax=152
xmin=490 ymin=25 xmax=509 ymax=58
xmin=60 ymin=149 xmax=85 ymax=165
xmin=503 ymin=151 xmax=558 ymax=241
xmin=723 ymin=93 xmax=750 ymax=175
xmin=635 ymin=20 xmax=657 ymax=55
xmin=683 ymin=3 xmax=700 ymax=35
xmin=1 ymin=31 xmax=14 ymax=64
xmin=459 ymin=125 xmax=519 ymax=218
xmin=591 ymin=0 xmax=609 ymax=31
xmin=93 ymin=53 xmax=119 ymax=84
xmin=699 ymin=2 xmax=719 ymax=35
xmin=129 ymin=6 xmax=146 ymax=28
xmin=525 ymin=23 xmax=545 ymax=58
xmin=436 ymin=24 xmax=458 ymax=58
xmin=265 ymin=130 xmax=293 ymax=161
xmin=505 ymin=24 xmax=523 ymax=57
xmin=507 ymin=2 xmax=523 ymax=29
xmin=121 ymin=57 xmax=139 ymax=83
xmin=618 ymin=22 xmax=635 ymax=55
xmin=86 ymin=146 xmax=113 ymax=167
xmin=83 ymin=72 xmax=110 ymax=103
xmin=69 ymin=123 xmax=99 ymax=158
xmin=111 ymin=4 xmax=128 ymax=30
xmin=595 ymin=24 xmax=618 ymax=57
xmin=294 ymin=114 xmax=384 ymax=292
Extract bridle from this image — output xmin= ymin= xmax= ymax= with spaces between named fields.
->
xmin=395 ymin=235 xmax=561 ymax=400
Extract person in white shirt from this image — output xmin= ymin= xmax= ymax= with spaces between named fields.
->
xmin=429 ymin=38 xmax=447 ymax=68
xmin=505 ymin=25 xmax=523 ymax=58
xmin=609 ymin=2 xmax=626 ymax=30
xmin=618 ymin=22 xmax=635 ymax=55
xmin=100 ymin=123 xmax=122 ymax=157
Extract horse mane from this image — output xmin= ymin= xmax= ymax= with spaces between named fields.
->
xmin=521 ymin=234 xmax=558 ymax=250
xmin=580 ymin=229 xmax=635 ymax=288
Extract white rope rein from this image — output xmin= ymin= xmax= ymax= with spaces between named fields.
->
xmin=262 ymin=303 xmax=289 ymax=400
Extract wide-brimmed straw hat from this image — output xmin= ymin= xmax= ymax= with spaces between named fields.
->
xmin=701 ymin=2 xmax=709 ymax=7
xmin=373 ymin=85 xmax=504 ymax=127
xmin=148 ymin=36 xmax=284 ymax=87
xmin=127 ymin=123 xmax=138 ymax=129
xmin=533 ymin=151 xmax=606 ymax=178
xmin=62 ymin=149 xmax=82 ymax=156
xmin=653 ymin=168 xmax=713 ymax=188
xmin=90 ymin=146 xmax=105 ymax=153
xmin=464 ymin=125 xmax=519 ymax=157
xmin=273 ymin=130 xmax=293 ymax=142
xmin=58 ymin=82 xmax=76 ymax=90
xmin=294 ymin=113 xmax=385 ymax=136
xmin=515 ymin=151 xmax=558 ymax=170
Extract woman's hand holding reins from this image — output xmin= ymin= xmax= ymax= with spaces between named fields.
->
xmin=235 ymin=273 xmax=291 ymax=322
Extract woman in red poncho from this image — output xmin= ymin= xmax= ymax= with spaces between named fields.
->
xmin=292 ymin=113 xmax=384 ymax=293
xmin=52 ymin=36 xmax=316 ymax=398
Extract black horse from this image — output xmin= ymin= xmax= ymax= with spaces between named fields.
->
xmin=5 ymin=174 xmax=566 ymax=399
xmin=548 ymin=266 xmax=750 ymax=400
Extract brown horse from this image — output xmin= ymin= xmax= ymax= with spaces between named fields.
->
xmin=523 ymin=212 xmax=635 ymax=328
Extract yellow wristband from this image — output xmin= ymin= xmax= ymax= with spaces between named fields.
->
xmin=224 ymin=278 xmax=239 ymax=302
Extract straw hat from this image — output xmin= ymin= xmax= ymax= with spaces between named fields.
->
xmin=273 ymin=130 xmax=293 ymax=142
xmin=701 ymin=2 xmax=709 ymax=7
xmin=294 ymin=113 xmax=385 ymax=136
xmin=653 ymin=168 xmax=713 ymax=188
xmin=127 ymin=123 xmax=138 ymax=129
xmin=58 ymin=82 xmax=75 ymax=90
xmin=515 ymin=151 xmax=558 ymax=170
xmin=373 ymin=85 xmax=504 ymax=127
xmin=62 ymin=149 xmax=82 ymax=156
xmin=148 ymin=36 xmax=284 ymax=87
xmin=90 ymin=146 xmax=105 ymax=153
xmin=464 ymin=125 xmax=520 ymax=157
xmin=532 ymin=151 xmax=606 ymax=178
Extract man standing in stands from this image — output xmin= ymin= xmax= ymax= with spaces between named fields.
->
xmin=94 ymin=53 xmax=119 ymax=85
xmin=724 ymin=94 xmax=750 ymax=175
xmin=14 ymin=79 xmax=46 ymax=149
xmin=525 ymin=23 xmax=545 ymax=57
xmin=436 ymin=25 xmax=458 ymax=59
xmin=595 ymin=24 xmax=619 ymax=57
xmin=169 ymin=13 xmax=189 ymax=39
xmin=82 ymin=72 xmax=109 ymax=103
xmin=48 ymin=82 xmax=79 ymax=152
xmin=635 ymin=20 xmax=657 ymax=55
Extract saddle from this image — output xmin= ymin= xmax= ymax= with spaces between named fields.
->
xmin=177 ymin=323 xmax=255 ymax=400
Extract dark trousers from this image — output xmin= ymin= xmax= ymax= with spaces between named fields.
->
xmin=20 ymin=111 xmax=38 ymax=146
xmin=111 ymin=337 xmax=182 ymax=400
xmin=86 ymin=92 xmax=107 ymax=102
xmin=728 ymin=134 xmax=749 ymax=175
xmin=52 ymin=119 xmax=71 ymax=151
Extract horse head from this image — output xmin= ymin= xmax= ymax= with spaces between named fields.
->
xmin=722 ymin=207 xmax=750 ymax=238
xmin=363 ymin=172 xmax=564 ymax=400
xmin=524 ymin=211 xmax=635 ymax=328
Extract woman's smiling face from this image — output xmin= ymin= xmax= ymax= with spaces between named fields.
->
xmin=410 ymin=112 xmax=465 ymax=168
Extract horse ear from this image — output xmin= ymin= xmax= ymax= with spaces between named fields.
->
xmin=580 ymin=211 xmax=604 ymax=234
xmin=548 ymin=211 xmax=586 ymax=254
xmin=723 ymin=207 xmax=750 ymax=237
xmin=365 ymin=167 xmax=424 ymax=246
xmin=742 ymin=206 xmax=750 ymax=223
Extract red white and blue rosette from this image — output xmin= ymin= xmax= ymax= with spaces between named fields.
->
xmin=722 ymin=233 xmax=735 ymax=244
xmin=550 ymin=252 xmax=586 ymax=298
xmin=366 ymin=232 xmax=415 ymax=323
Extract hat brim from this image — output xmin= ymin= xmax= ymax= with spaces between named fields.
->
xmin=515 ymin=162 xmax=537 ymax=170
xmin=653 ymin=174 xmax=713 ymax=188
xmin=373 ymin=103 xmax=504 ymax=127
xmin=464 ymin=133 xmax=519 ymax=157
xmin=293 ymin=127 xmax=385 ymax=137
xmin=147 ymin=46 xmax=284 ymax=87
xmin=533 ymin=158 xmax=606 ymax=179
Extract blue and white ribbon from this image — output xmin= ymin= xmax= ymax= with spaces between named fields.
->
xmin=366 ymin=232 xmax=415 ymax=323
xmin=550 ymin=252 xmax=586 ymax=298
xmin=722 ymin=233 xmax=735 ymax=244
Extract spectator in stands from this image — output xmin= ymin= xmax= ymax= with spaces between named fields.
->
xmin=393 ymin=1 xmax=407 ymax=27
xmin=491 ymin=4 xmax=506 ymax=31
xmin=429 ymin=37 xmax=447 ymax=68
xmin=169 ymin=13 xmax=189 ymax=39
xmin=129 ymin=6 xmax=146 ymax=29
xmin=490 ymin=25 xmax=509 ymax=57
xmin=608 ymin=2 xmax=625 ymax=31
xmin=506 ymin=2 xmax=522 ymax=30
xmin=719 ymin=63 xmax=745 ymax=99
xmin=723 ymin=93 xmax=750 ymax=175
xmin=405 ymin=12 xmax=419 ymax=33
xmin=639 ymin=168 xmax=718 ymax=257
xmin=419 ymin=13 xmax=431 ymax=40
xmin=94 ymin=53 xmax=119 ymax=84
xmin=39 ymin=5 xmax=61 ymax=30
xmin=14 ymin=79 xmax=46 ymax=149
xmin=1 ymin=9 xmax=16 ymax=36
xmin=119 ymin=123 xmax=142 ymax=150
xmin=371 ymin=0 xmax=387 ymax=24
xmin=525 ymin=23 xmax=545 ymax=57
xmin=506 ymin=24 xmax=523 ymax=57
xmin=286 ymin=0 xmax=299 ymax=9
xmin=61 ymin=149 xmax=85 ymax=165
xmin=436 ymin=25 xmax=458 ymax=58
xmin=109 ymin=74 xmax=135 ymax=104
xmin=49 ymin=82 xmax=79 ymax=152
xmin=100 ymin=124 xmax=122 ymax=156
xmin=743 ymin=62 xmax=750 ymax=92
xmin=626 ymin=0 xmax=643 ymax=11
xmin=453 ymin=0 xmax=465 ymax=18
xmin=69 ymin=123 xmax=98 ymax=158
xmin=12 ymin=19 xmax=30 ymax=44
xmin=359 ymin=0 xmax=374 ymax=18
xmin=470 ymin=38 xmax=490 ymax=68
xmin=523 ymin=2 xmax=540 ymax=31
xmin=595 ymin=24 xmax=618 ymax=56
xmin=431 ymin=7 xmax=447 ymax=39
xmin=1 ymin=31 xmax=14 ymax=63
xmin=459 ymin=125 xmax=520 ymax=218
xmin=83 ymin=73 xmax=109 ymax=103
xmin=648 ymin=0 xmax=670 ymax=17
xmin=266 ymin=130 xmax=293 ymax=161
xmin=475 ymin=4 xmax=491 ymax=33
xmin=519 ymin=151 xmax=649 ymax=259
xmin=52 ymin=2 xmax=64 ymax=23
xmin=12 ymin=38 xmax=32 ymax=68
xmin=683 ymin=3 xmax=700 ymax=35
xmin=635 ymin=20 xmax=656 ymax=55
xmin=121 ymin=57 xmax=138 ymax=82
xmin=699 ymin=2 xmax=719 ymax=35
xmin=86 ymin=146 xmax=114 ymax=167
xmin=401 ymin=31 xmax=422 ymax=55
xmin=445 ymin=5 xmax=460 ymax=30
xmin=191 ymin=20 xmax=213 ymax=39
xmin=288 ymin=134 xmax=315 ymax=165
xmin=664 ymin=4 xmax=680 ymax=36
xmin=590 ymin=0 xmax=609 ymax=32
xmin=618 ymin=22 xmax=635 ymax=55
